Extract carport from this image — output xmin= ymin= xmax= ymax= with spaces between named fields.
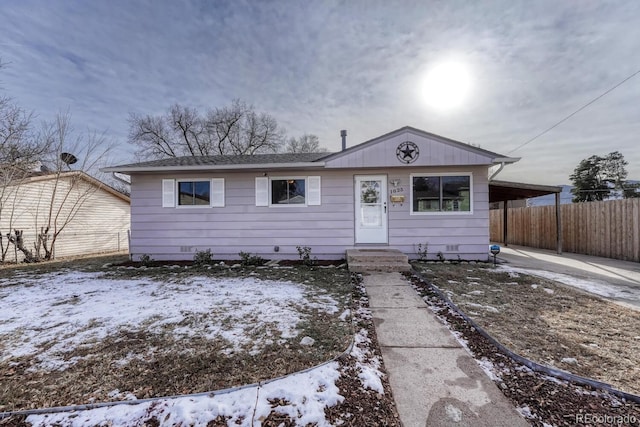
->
xmin=489 ymin=180 xmax=564 ymax=254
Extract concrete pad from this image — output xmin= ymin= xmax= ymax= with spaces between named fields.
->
xmin=498 ymin=244 xmax=640 ymax=310
xmin=361 ymin=272 xmax=408 ymax=287
xmin=371 ymin=307 xmax=460 ymax=347
xmin=366 ymin=284 xmax=426 ymax=308
xmin=381 ymin=347 xmax=529 ymax=427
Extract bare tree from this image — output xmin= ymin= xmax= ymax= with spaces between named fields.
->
xmin=128 ymin=99 xmax=286 ymax=159
xmin=2 ymin=112 xmax=114 ymax=262
xmin=0 ymin=96 xmax=53 ymax=261
xmin=284 ymin=134 xmax=328 ymax=153
xmin=36 ymin=113 xmax=114 ymax=260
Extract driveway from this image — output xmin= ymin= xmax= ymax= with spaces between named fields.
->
xmin=495 ymin=244 xmax=640 ymax=310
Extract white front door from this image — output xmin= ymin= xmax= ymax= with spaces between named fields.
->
xmin=355 ymin=175 xmax=388 ymax=244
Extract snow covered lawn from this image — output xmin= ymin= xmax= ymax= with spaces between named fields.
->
xmin=0 ymin=260 xmax=400 ymax=426
xmin=0 ymin=264 xmax=353 ymax=413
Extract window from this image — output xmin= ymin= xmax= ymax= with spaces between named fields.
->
xmin=178 ymin=181 xmax=210 ymax=205
xmin=271 ymin=179 xmax=306 ymax=205
xmin=255 ymin=176 xmax=320 ymax=207
xmin=162 ymin=178 xmax=225 ymax=208
xmin=411 ymin=174 xmax=471 ymax=213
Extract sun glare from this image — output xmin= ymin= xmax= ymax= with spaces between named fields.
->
xmin=422 ymin=61 xmax=471 ymax=110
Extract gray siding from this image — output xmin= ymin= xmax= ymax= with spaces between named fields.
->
xmin=129 ymin=165 xmax=491 ymax=261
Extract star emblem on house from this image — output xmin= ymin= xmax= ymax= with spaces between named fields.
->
xmin=396 ymin=141 xmax=419 ymax=164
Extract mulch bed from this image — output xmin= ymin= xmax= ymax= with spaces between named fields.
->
xmin=323 ymin=274 xmax=401 ymax=426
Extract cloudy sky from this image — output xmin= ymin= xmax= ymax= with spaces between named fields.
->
xmin=1 ymin=0 xmax=639 ymax=184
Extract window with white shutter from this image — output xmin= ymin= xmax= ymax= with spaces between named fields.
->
xmin=162 ymin=179 xmax=175 ymax=207
xmin=210 ymin=178 xmax=225 ymax=207
xmin=255 ymin=177 xmax=269 ymax=206
xmin=307 ymin=176 xmax=321 ymax=205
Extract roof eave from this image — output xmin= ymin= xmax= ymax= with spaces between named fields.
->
xmin=101 ymin=161 xmax=327 ymax=174
xmin=492 ymin=157 xmax=521 ymax=164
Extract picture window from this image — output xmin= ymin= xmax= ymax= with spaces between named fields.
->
xmin=411 ymin=174 xmax=471 ymax=213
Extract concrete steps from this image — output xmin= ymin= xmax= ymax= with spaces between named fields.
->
xmin=346 ymin=248 xmax=411 ymax=273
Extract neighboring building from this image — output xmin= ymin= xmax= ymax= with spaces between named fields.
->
xmin=0 ymin=171 xmax=130 ymax=262
xmin=103 ymin=126 xmax=519 ymax=261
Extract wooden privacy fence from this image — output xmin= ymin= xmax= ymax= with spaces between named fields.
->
xmin=490 ymin=198 xmax=640 ymax=262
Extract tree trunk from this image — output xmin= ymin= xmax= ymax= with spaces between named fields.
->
xmin=6 ymin=229 xmax=39 ymax=263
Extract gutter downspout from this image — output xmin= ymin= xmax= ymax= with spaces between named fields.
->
xmin=111 ymin=172 xmax=131 ymax=185
xmin=488 ymin=161 xmax=506 ymax=181
xmin=489 ymin=161 xmax=507 ymax=248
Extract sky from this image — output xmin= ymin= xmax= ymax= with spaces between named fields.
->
xmin=1 ymin=0 xmax=639 ymax=185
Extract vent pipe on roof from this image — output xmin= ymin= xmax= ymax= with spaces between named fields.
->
xmin=340 ymin=130 xmax=347 ymax=151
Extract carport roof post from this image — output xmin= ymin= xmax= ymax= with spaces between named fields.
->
xmin=489 ymin=180 xmax=564 ymax=254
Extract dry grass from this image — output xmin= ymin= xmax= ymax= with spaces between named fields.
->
xmin=0 ymin=260 xmax=352 ymax=412
xmin=413 ymin=261 xmax=640 ymax=395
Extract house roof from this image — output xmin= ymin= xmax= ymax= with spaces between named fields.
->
xmin=102 ymin=126 xmax=518 ymax=173
xmin=489 ymin=180 xmax=562 ymax=203
xmin=102 ymin=152 xmax=330 ymax=173
xmin=10 ymin=171 xmax=130 ymax=203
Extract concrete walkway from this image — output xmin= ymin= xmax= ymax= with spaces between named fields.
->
xmin=363 ymin=272 xmax=529 ymax=427
xmin=496 ymin=245 xmax=640 ymax=310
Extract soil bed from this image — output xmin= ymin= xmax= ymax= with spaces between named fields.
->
xmin=410 ymin=262 xmax=640 ymax=426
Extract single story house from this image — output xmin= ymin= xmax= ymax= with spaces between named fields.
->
xmin=0 ymin=171 xmax=130 ymax=262
xmin=103 ymin=126 xmax=519 ymax=261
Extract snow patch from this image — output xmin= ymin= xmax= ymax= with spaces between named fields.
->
xmin=462 ymin=302 xmax=499 ymax=313
xmin=476 ymin=357 xmax=501 ymax=381
xmin=445 ymin=404 xmax=462 ymax=422
xmin=300 ymin=336 xmax=315 ymax=346
xmin=498 ymin=265 xmax=632 ymax=300
xmin=0 ymin=271 xmax=339 ymax=370
xmin=27 ymin=362 xmax=343 ymax=427
xmin=350 ymin=328 xmax=384 ymax=394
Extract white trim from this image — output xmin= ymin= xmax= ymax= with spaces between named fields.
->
xmin=210 ymin=178 xmax=225 ymax=207
xmin=307 ymin=176 xmax=321 ymax=206
xmin=162 ymin=179 xmax=175 ymax=208
xmin=409 ymin=172 xmax=474 ymax=215
xmin=255 ymin=177 xmax=269 ymax=206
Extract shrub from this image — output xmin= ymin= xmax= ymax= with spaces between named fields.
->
xmin=296 ymin=245 xmax=316 ymax=267
xmin=139 ymin=253 xmax=154 ymax=267
xmin=193 ymin=249 xmax=213 ymax=266
xmin=416 ymin=242 xmax=429 ymax=261
xmin=239 ymin=251 xmax=266 ymax=266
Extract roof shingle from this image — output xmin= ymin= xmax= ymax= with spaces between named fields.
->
xmin=111 ymin=152 xmax=331 ymax=169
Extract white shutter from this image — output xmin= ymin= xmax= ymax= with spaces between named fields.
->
xmin=162 ymin=179 xmax=175 ymax=207
xmin=255 ymin=177 xmax=269 ymax=206
xmin=210 ymin=178 xmax=225 ymax=207
xmin=307 ymin=176 xmax=321 ymax=205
